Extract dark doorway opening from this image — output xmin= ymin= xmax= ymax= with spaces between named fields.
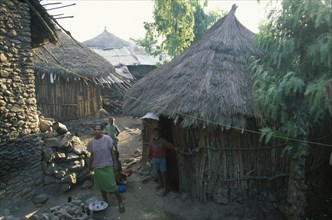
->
xmin=159 ymin=116 xmax=179 ymax=192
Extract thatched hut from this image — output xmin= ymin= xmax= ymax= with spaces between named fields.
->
xmin=83 ymin=28 xmax=158 ymax=80
xmin=123 ymin=5 xmax=289 ymax=203
xmin=34 ymin=30 xmax=125 ymax=121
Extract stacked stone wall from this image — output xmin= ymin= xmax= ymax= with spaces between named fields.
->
xmin=0 ymin=0 xmax=43 ymax=206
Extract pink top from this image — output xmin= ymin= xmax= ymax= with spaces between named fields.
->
xmin=87 ymin=135 xmax=114 ymax=169
xmin=149 ymin=138 xmax=175 ymax=159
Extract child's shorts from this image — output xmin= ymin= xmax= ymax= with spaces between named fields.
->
xmin=152 ymin=158 xmax=167 ymax=172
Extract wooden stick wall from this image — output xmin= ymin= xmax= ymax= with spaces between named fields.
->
xmin=171 ymin=121 xmax=289 ymax=202
xmin=35 ymin=75 xmax=102 ymax=121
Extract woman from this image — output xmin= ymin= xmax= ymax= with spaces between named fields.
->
xmin=86 ymin=123 xmax=125 ymax=213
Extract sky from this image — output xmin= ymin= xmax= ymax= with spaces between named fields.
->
xmin=43 ymin=0 xmax=271 ymax=43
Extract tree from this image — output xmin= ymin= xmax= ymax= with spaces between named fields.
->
xmin=132 ymin=0 xmax=222 ymax=59
xmin=251 ymin=0 xmax=331 ymax=219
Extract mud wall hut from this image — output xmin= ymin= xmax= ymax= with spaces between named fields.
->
xmin=123 ymin=5 xmax=290 ymax=203
xmin=34 ymin=30 xmax=125 ymax=121
xmin=0 ymin=0 xmax=58 ymax=204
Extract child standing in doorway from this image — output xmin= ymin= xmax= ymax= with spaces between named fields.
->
xmin=148 ymin=127 xmax=176 ymax=197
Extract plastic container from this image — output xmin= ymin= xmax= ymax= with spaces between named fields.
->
xmin=118 ymin=185 xmax=126 ymax=193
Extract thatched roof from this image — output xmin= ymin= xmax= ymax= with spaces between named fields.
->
xmin=83 ymin=28 xmax=131 ymax=49
xmin=21 ymin=0 xmax=58 ymax=47
xmin=83 ymin=29 xmax=159 ymax=66
xmin=34 ymin=30 xmax=124 ymax=86
xmin=123 ymin=5 xmax=258 ymax=128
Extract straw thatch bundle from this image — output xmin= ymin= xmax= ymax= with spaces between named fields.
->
xmin=123 ymin=5 xmax=257 ymax=129
xmin=34 ymin=30 xmax=122 ymax=85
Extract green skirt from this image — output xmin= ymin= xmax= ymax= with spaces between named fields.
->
xmin=94 ymin=167 xmax=118 ymax=193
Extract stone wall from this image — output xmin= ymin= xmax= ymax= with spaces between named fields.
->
xmin=0 ymin=0 xmax=43 ymax=206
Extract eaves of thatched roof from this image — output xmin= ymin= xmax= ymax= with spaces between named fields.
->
xmin=33 ymin=30 xmax=124 ymax=85
xmin=123 ymin=5 xmax=259 ymax=128
xmin=19 ymin=0 xmax=58 ymax=47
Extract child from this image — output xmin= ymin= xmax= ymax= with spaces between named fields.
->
xmin=114 ymin=149 xmax=132 ymax=185
xmin=148 ymin=127 xmax=176 ymax=197
xmin=105 ymin=117 xmax=120 ymax=151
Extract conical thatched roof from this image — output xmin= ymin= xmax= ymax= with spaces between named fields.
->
xmin=83 ymin=28 xmax=131 ymax=50
xmin=123 ymin=5 xmax=258 ymax=128
xmin=82 ymin=29 xmax=159 ymax=67
xmin=34 ymin=30 xmax=123 ymax=85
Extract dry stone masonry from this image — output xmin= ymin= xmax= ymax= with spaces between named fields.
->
xmin=0 ymin=0 xmax=90 ymax=212
xmin=0 ymin=0 xmax=44 ymax=207
xmin=40 ymin=120 xmax=89 ymax=195
xmin=0 ymin=0 xmax=39 ymax=142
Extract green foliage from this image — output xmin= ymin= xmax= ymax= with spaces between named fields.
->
xmin=133 ymin=0 xmax=222 ymax=59
xmin=259 ymin=127 xmax=274 ymax=144
xmin=251 ymin=0 xmax=332 ymax=156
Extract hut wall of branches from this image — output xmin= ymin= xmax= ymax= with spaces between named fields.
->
xmin=170 ymin=119 xmax=289 ymax=203
xmin=35 ymin=76 xmax=102 ymax=121
xmin=139 ymin=116 xmax=289 ymax=202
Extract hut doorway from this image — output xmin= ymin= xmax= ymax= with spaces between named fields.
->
xmin=159 ymin=116 xmax=179 ymax=191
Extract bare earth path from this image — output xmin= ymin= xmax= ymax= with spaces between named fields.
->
xmin=7 ymin=115 xmax=284 ymax=220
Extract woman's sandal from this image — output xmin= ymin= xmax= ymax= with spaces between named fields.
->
xmin=119 ymin=203 xmax=125 ymax=213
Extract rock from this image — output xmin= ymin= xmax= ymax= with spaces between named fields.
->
xmin=54 ymin=170 xmax=66 ymax=179
xmin=66 ymin=153 xmax=79 ymax=160
xmin=45 ymin=132 xmax=73 ymax=148
xmin=43 ymin=131 xmax=58 ymax=139
xmin=53 ymin=152 xmax=66 ymax=160
xmin=42 ymin=148 xmax=54 ymax=162
xmin=39 ymin=118 xmax=53 ymax=133
xmin=70 ymin=136 xmax=86 ymax=155
xmin=52 ymin=122 xmax=68 ymax=135
xmin=33 ymin=192 xmax=49 ymax=204
xmin=60 ymin=173 xmax=77 ymax=184
xmin=68 ymin=160 xmax=83 ymax=172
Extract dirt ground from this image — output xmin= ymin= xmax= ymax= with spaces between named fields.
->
xmin=8 ymin=115 xmax=285 ymax=220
